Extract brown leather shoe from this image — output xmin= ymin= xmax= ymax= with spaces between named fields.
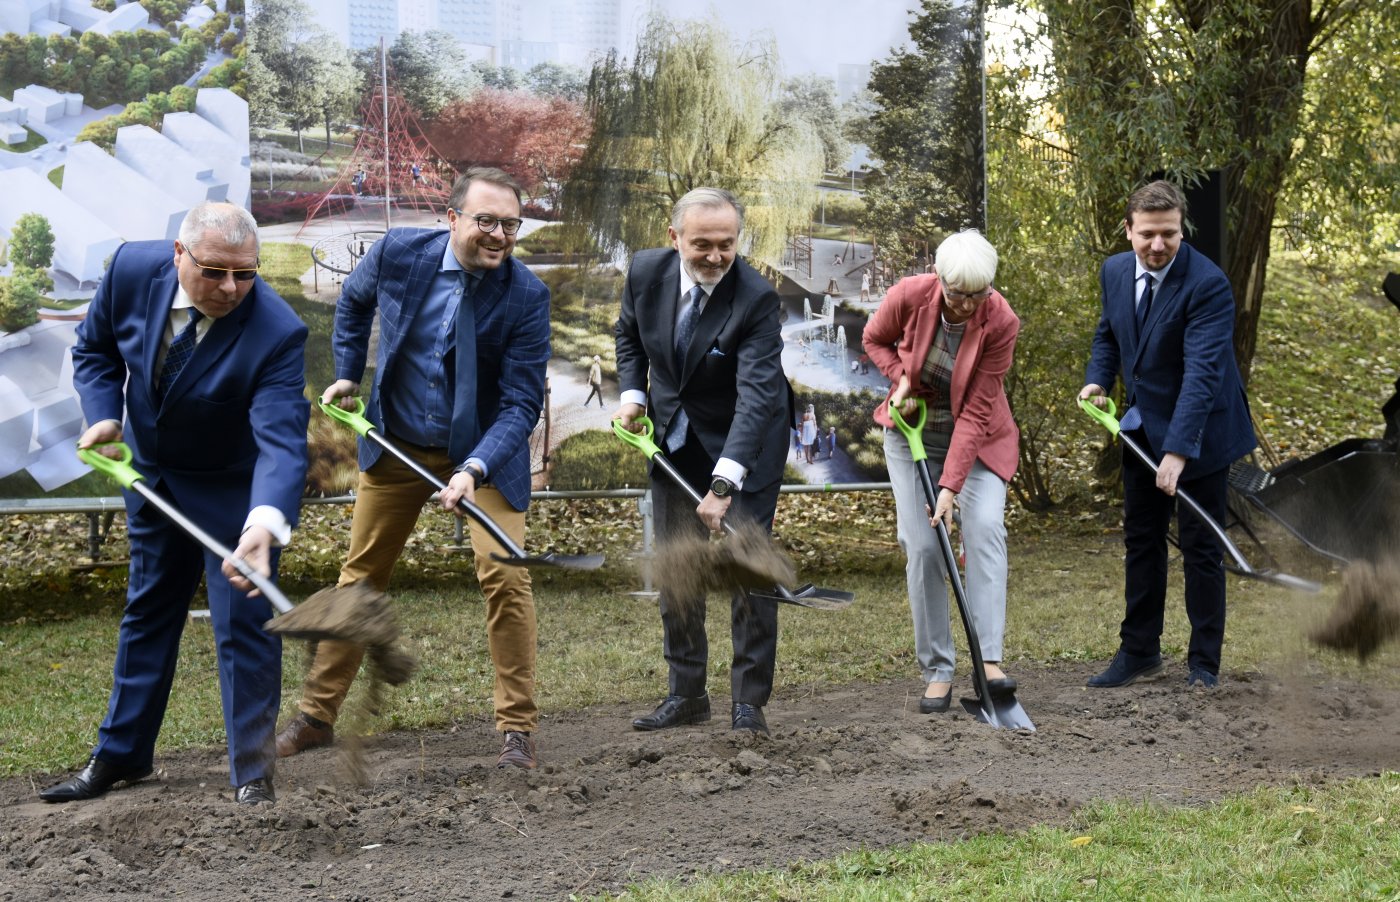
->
xmin=275 ymin=712 xmax=333 ymax=758
xmin=496 ymin=731 xmax=537 ymax=769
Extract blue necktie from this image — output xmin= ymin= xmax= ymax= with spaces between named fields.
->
xmin=157 ymin=308 xmax=203 ymax=400
xmin=665 ymin=286 xmax=705 ymax=452
xmin=449 ymin=273 xmax=480 ymax=463
xmin=1136 ymin=273 xmax=1155 ymax=332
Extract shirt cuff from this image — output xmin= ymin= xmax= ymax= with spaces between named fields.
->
xmin=620 ymin=389 xmax=648 ymax=407
xmin=714 ymin=457 xmax=747 ymax=490
xmin=243 ymin=505 xmax=292 ymax=547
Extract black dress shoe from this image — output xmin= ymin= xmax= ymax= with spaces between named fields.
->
xmin=1087 ymin=650 xmax=1165 ymax=688
xmin=632 ymin=694 xmax=710 ymax=731
xmin=731 ymin=703 xmax=769 ymax=735
xmin=919 ymin=687 xmax=952 ymax=714
xmin=235 ymin=777 xmax=276 ymax=805
xmin=986 ymin=676 xmax=1018 ymax=698
xmin=39 ymin=756 xmax=152 ymax=803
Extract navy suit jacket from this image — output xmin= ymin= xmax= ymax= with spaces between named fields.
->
xmin=614 ymin=249 xmax=791 ymax=492
xmin=72 ymin=240 xmax=310 ymax=536
xmin=1086 ymin=241 xmax=1254 ymax=477
xmin=333 ymin=229 xmax=551 ymax=511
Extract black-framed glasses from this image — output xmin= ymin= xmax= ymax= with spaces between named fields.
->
xmin=184 ymin=246 xmax=259 ymax=282
xmin=452 ymin=209 xmax=523 ymax=236
xmin=941 ymin=281 xmax=991 ymax=302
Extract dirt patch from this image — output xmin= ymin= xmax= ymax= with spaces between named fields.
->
xmin=3 ymin=662 xmax=1398 ymax=901
xmin=654 ymin=522 xmax=796 ymax=614
xmin=1311 ymin=559 xmax=1400 ymax=660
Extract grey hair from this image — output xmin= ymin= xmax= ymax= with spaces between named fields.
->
xmin=179 ymin=202 xmax=259 ymax=251
xmin=670 ymin=187 xmax=744 ymax=234
xmin=934 ymin=229 xmax=998 ymax=293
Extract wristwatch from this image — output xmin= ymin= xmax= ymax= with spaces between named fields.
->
xmin=463 ymin=463 xmax=486 ymax=485
xmin=709 ymin=476 xmax=734 ymax=498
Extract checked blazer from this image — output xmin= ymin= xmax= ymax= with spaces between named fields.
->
xmin=333 ymin=228 xmax=551 ymax=511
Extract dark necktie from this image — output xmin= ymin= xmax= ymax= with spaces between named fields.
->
xmin=1136 ymin=272 xmax=1156 ymax=331
xmin=665 ymin=285 xmax=705 ymax=452
xmin=448 ymin=273 xmax=481 ymax=463
xmin=157 ymin=308 xmax=203 ymax=400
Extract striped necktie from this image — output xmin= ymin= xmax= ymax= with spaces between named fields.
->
xmin=665 ymin=285 xmax=706 ymax=452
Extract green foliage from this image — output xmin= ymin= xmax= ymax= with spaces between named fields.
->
xmin=546 ymin=429 xmax=649 ymax=490
xmin=75 ymin=86 xmax=200 ymax=150
xmin=563 ymin=13 xmax=825 ymax=264
xmin=861 ymin=0 xmax=985 ymax=269
xmin=8 ymin=213 xmax=54 ymax=271
xmin=536 ymin=264 xmax=623 ymax=373
xmin=363 ymin=29 xmax=477 ymax=119
xmin=776 ymin=74 xmax=849 ymax=172
xmin=248 ymin=0 xmax=360 ymax=139
xmin=0 ymin=270 xmax=43 ymax=332
xmin=0 ymin=28 xmax=207 ymax=109
xmin=522 ymin=61 xmax=587 ymax=101
xmin=514 ymin=223 xmax=598 ymax=257
xmin=790 ymin=385 xmax=888 ymax=481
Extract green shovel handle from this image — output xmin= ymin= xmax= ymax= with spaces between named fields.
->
xmin=1078 ymin=396 xmax=1120 ymax=436
xmin=611 ymin=415 xmax=662 ymax=460
xmin=887 ymin=398 xmax=929 ymax=463
xmin=317 ymin=396 xmax=374 ymax=436
xmin=77 ymin=443 xmax=143 ymax=489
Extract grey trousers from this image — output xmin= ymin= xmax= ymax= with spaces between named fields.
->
xmin=883 ymin=428 xmax=1009 ymax=684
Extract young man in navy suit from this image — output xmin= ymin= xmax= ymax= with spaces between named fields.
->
xmin=1079 ymin=180 xmax=1255 ymax=690
xmin=276 ymin=167 xmax=551 ymax=770
xmin=46 ymin=202 xmax=309 ymax=805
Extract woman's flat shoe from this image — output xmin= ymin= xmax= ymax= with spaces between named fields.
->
xmin=986 ymin=676 xmax=1018 ymax=698
xmin=919 ymin=689 xmax=952 ymax=714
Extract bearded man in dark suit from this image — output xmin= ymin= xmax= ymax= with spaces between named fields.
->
xmin=614 ymin=187 xmax=793 ymax=736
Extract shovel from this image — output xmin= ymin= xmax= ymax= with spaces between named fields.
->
xmin=612 ymin=416 xmax=855 ymax=611
xmin=889 ymin=400 xmax=1035 ymax=731
xmin=76 ymin=443 xmax=401 ymax=648
xmin=319 ymin=398 xmax=604 ymax=570
xmin=1078 ymin=397 xmax=1322 ymax=593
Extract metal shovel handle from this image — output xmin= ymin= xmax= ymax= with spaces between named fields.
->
xmin=317 ymin=399 xmax=605 ymax=569
xmin=76 ymin=444 xmax=294 ymax=613
xmin=1078 ymin=397 xmax=1322 ymax=593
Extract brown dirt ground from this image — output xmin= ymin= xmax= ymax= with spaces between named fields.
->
xmin=3 ymin=662 xmax=1399 ymax=901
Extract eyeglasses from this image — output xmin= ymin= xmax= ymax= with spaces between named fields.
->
xmin=184 ymin=246 xmax=259 ymax=282
xmin=942 ymin=282 xmax=991 ymax=302
xmin=452 ymin=210 xmax=523 ymax=236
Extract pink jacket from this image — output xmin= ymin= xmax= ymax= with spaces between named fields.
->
xmin=862 ymin=273 xmax=1020 ymax=493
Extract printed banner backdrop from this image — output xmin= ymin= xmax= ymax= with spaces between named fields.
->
xmin=0 ymin=0 xmax=985 ymax=499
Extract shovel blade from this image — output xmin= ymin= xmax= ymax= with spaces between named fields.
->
xmin=749 ymin=583 xmax=856 ymax=610
xmin=960 ymin=694 xmax=1036 ymax=732
xmin=489 ymin=551 xmax=606 ymax=570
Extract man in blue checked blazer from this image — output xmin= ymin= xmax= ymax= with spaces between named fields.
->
xmin=1080 ymin=180 xmax=1255 ymax=692
xmin=45 ymin=202 xmax=309 ymax=806
xmin=278 ymin=167 xmax=551 ymax=770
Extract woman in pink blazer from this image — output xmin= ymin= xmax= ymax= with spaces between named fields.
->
xmin=862 ymin=229 xmax=1020 ymax=714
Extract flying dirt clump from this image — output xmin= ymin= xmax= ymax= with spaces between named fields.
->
xmin=1310 ymin=559 xmax=1400 ymax=661
xmin=655 ymin=521 xmax=797 ymax=617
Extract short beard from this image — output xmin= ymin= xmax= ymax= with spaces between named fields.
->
xmin=685 ymin=260 xmax=730 ymax=288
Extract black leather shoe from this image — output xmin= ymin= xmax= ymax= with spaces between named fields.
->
xmin=632 ymin=694 xmax=710 ymax=731
xmin=731 ymin=703 xmax=769 ymax=735
xmin=39 ymin=756 xmax=152 ymax=803
xmin=986 ymin=676 xmax=1018 ymax=698
xmin=919 ymin=687 xmax=952 ymax=714
xmin=1087 ymin=650 xmax=1165 ymax=688
xmin=235 ymin=777 xmax=276 ymax=805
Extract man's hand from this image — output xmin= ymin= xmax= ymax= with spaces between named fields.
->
xmin=321 ymin=378 xmax=362 ymax=410
xmin=224 ymin=525 xmax=273 ymax=597
xmin=888 ymin=374 xmax=917 ymax=418
xmin=77 ymin=420 xmax=123 ymax=457
xmin=1156 ymin=452 xmax=1187 ymax=496
xmin=613 ymin=401 xmax=646 ymax=433
xmin=696 ymin=492 xmax=731 ymax=533
xmin=439 ymin=468 xmax=477 ymax=511
xmin=1078 ymin=383 xmax=1108 ymax=408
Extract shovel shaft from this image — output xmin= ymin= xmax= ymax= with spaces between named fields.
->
xmin=128 ymin=481 xmax=294 ymax=614
xmin=362 ymin=430 xmax=532 ymax=560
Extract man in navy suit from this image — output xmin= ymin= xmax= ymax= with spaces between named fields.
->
xmin=276 ymin=167 xmax=551 ymax=769
xmin=614 ymin=187 xmax=793 ymax=736
xmin=44 ymin=202 xmax=309 ymax=805
xmin=1079 ymin=180 xmax=1255 ymax=690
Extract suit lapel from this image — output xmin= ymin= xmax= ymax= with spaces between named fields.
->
xmin=648 ymin=255 xmax=682 ymax=375
xmin=163 ymin=284 xmax=251 ymax=405
xmin=948 ymin=306 xmax=986 ymax=414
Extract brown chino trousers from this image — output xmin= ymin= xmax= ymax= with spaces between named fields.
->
xmin=296 ymin=442 xmax=537 ymax=733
